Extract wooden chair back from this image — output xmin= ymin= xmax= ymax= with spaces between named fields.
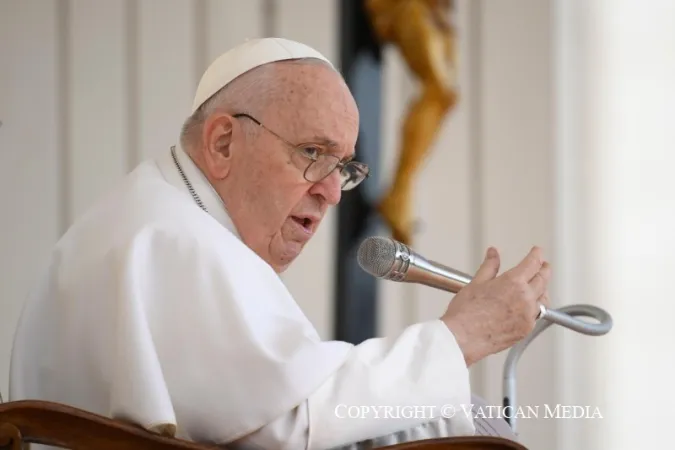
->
xmin=0 ymin=400 xmax=216 ymax=449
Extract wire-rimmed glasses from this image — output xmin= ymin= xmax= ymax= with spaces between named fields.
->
xmin=233 ymin=113 xmax=369 ymax=191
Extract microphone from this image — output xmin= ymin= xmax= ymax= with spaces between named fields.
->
xmin=357 ymin=235 xmax=472 ymax=294
xmin=356 ymin=236 xmax=613 ymax=336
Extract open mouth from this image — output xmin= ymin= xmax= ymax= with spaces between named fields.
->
xmin=291 ymin=216 xmax=314 ymax=232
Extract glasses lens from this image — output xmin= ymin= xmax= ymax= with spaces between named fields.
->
xmin=340 ymin=162 xmax=369 ymax=191
xmin=305 ymin=155 xmax=338 ymax=182
xmin=305 ymin=157 xmax=369 ymax=190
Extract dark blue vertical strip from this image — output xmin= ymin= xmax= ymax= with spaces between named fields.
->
xmin=335 ymin=0 xmax=383 ymax=345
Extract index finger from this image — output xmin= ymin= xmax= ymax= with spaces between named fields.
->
xmin=506 ymin=246 xmax=544 ymax=281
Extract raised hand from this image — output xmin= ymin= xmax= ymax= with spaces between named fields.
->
xmin=442 ymin=246 xmax=552 ymax=366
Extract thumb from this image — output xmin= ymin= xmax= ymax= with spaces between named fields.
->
xmin=473 ymin=247 xmax=500 ymax=283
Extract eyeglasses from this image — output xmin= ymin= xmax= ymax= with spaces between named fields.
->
xmin=233 ymin=113 xmax=369 ymax=191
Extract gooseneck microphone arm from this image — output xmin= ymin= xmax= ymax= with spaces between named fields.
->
xmin=502 ymin=304 xmax=612 ymax=434
xmin=357 ymin=236 xmax=613 ymax=433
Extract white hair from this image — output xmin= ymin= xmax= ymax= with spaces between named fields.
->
xmin=179 ymin=57 xmax=336 ymax=152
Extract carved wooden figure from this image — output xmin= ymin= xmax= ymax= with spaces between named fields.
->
xmin=366 ymin=0 xmax=459 ymax=244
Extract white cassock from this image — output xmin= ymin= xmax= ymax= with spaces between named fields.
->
xmin=9 ymin=144 xmax=476 ymax=450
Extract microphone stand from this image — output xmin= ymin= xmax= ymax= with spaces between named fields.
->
xmin=502 ymin=304 xmax=613 ymax=434
xmin=357 ymin=236 xmax=614 ymax=435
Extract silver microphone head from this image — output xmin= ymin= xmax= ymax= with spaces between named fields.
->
xmin=357 ymin=236 xmax=472 ymax=292
xmin=357 ymin=236 xmax=411 ymax=280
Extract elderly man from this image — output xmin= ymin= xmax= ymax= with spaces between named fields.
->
xmin=9 ymin=38 xmax=550 ymax=449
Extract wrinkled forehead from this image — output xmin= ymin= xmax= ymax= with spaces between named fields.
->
xmin=264 ymin=64 xmax=359 ymax=155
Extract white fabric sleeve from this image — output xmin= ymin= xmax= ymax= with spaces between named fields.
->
xmin=229 ymin=319 xmax=474 ymax=450
xmin=306 ymin=319 xmax=475 ymax=449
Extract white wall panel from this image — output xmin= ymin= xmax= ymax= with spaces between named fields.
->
xmin=476 ymin=1 xmax=556 ymax=448
xmin=66 ymin=0 xmax=130 ymax=221
xmin=274 ymin=0 xmax=339 ymax=339
xmin=0 ymin=0 xmax=62 ymax=396
xmin=204 ymin=0 xmax=266 ymax=65
xmin=558 ymin=1 xmax=675 ymax=449
xmin=378 ymin=46 xmax=417 ymax=338
xmin=137 ymin=0 xmax=198 ymax=161
xmin=554 ymin=2 xmax=599 ymax=449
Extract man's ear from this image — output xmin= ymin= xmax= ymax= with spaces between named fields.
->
xmin=202 ymin=113 xmax=235 ymax=180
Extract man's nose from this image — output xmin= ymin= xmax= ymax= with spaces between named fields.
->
xmin=309 ymin=169 xmax=342 ymax=205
